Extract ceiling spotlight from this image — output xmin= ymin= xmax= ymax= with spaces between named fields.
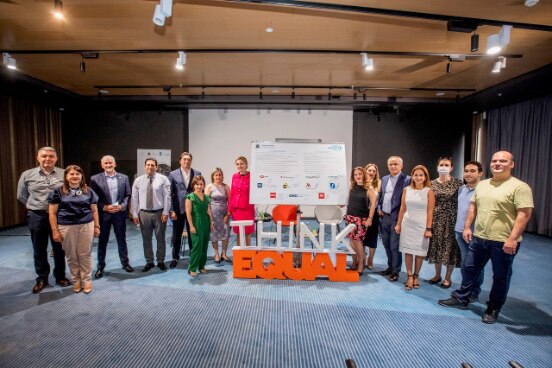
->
xmin=53 ymin=0 xmax=64 ymax=20
xmin=446 ymin=62 xmax=452 ymax=73
xmin=436 ymin=92 xmax=445 ymax=96
xmin=3 ymin=53 xmax=17 ymax=70
xmin=175 ymin=51 xmax=186 ymax=70
xmin=524 ymin=0 xmax=539 ymax=7
xmin=266 ymin=24 xmax=274 ymax=33
xmin=471 ymin=33 xmax=479 ymax=52
xmin=153 ymin=4 xmax=165 ymax=26
xmin=486 ymin=25 xmax=512 ymax=55
xmin=360 ymin=53 xmax=374 ymax=71
xmin=492 ymin=56 xmax=507 ymax=73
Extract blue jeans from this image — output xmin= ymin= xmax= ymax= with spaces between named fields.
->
xmin=380 ymin=214 xmax=402 ymax=273
xmin=27 ymin=210 xmax=66 ymax=282
xmin=452 ymin=236 xmax=519 ymax=310
xmin=455 ymin=232 xmax=484 ymax=299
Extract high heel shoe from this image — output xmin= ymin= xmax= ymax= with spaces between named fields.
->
xmin=405 ymin=275 xmax=413 ymax=291
xmin=412 ymin=274 xmax=420 ymax=289
xmin=428 ymin=276 xmax=442 ymax=285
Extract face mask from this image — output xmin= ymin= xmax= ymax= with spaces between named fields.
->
xmin=438 ymin=166 xmax=450 ymax=175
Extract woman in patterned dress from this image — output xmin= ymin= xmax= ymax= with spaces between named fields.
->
xmin=363 ymin=163 xmax=381 ymax=270
xmin=426 ymin=157 xmax=463 ymax=288
xmin=205 ymin=168 xmax=231 ymax=263
xmin=345 ymin=167 xmax=377 ymax=274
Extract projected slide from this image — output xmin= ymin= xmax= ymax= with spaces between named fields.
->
xmin=250 ymin=141 xmax=348 ymax=205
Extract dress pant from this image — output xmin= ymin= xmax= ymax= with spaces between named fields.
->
xmin=380 ymin=213 xmax=402 ymax=273
xmin=27 ymin=210 xmax=66 ymax=282
xmin=58 ymin=222 xmax=94 ymax=285
xmin=455 ymin=231 xmax=484 ymax=299
xmin=452 ymin=236 xmax=518 ymax=310
xmin=139 ymin=210 xmax=167 ymax=264
xmin=171 ymin=212 xmax=192 ymax=260
xmin=97 ymin=211 xmax=130 ymax=269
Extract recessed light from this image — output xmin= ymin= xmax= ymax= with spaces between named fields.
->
xmin=436 ymin=92 xmax=445 ymax=96
xmin=266 ymin=25 xmax=274 ymax=33
xmin=99 ymin=89 xmax=109 ymax=94
xmin=271 ymin=89 xmax=280 ymax=93
xmin=525 ymin=0 xmax=539 ymax=7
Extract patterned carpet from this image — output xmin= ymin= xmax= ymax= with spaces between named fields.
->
xmin=0 ymin=221 xmax=550 ymax=368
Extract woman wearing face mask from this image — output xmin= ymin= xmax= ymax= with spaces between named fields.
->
xmin=425 ymin=157 xmax=463 ymax=288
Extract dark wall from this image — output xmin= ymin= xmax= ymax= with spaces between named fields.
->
xmin=63 ymin=108 xmax=189 ymax=180
xmin=353 ymin=105 xmax=471 ymax=179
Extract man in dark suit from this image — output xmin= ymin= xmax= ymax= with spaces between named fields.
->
xmin=168 ymin=152 xmax=201 ymax=268
xmin=90 ymin=155 xmax=133 ymax=278
xmin=377 ymin=156 xmax=411 ymax=282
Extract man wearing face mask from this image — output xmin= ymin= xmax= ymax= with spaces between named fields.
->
xmin=439 ymin=151 xmax=533 ymax=324
xmin=377 ymin=156 xmax=411 ymax=282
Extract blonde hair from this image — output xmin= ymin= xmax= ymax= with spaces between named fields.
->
xmin=365 ymin=163 xmax=381 ymax=193
xmin=235 ymin=156 xmax=248 ymax=166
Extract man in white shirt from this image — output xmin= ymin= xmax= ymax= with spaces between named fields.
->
xmin=131 ymin=158 xmax=171 ymax=272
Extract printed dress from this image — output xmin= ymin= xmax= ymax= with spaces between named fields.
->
xmin=209 ymin=184 xmax=230 ymax=242
xmin=426 ymin=177 xmax=463 ymax=266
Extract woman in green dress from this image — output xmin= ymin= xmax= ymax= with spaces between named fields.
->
xmin=186 ymin=176 xmax=214 ymax=277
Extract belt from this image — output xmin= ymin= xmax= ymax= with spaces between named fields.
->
xmin=29 ymin=209 xmax=48 ymax=214
xmin=140 ymin=209 xmax=163 ymax=213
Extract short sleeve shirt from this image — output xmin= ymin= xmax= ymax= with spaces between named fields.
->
xmin=472 ymin=177 xmax=533 ymax=242
xmin=49 ymin=188 xmax=99 ymax=225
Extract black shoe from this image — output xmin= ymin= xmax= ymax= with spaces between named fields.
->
xmin=94 ymin=269 xmax=104 ymax=279
xmin=222 ymin=257 xmax=232 ymax=264
xmin=481 ymin=302 xmax=500 ymax=324
xmin=122 ymin=264 xmax=134 ymax=273
xmin=142 ymin=263 xmax=155 ymax=272
xmin=469 ymin=295 xmax=479 ymax=303
xmin=428 ymin=277 xmax=442 ymax=285
xmin=438 ymin=297 xmax=469 ymax=310
xmin=379 ymin=267 xmax=392 ymax=276
xmin=482 ymin=307 xmax=500 ymax=324
xmin=55 ymin=278 xmax=71 ymax=287
xmin=389 ymin=273 xmax=399 ymax=282
xmin=169 ymin=259 xmax=178 ymax=269
xmin=32 ymin=280 xmax=48 ymax=293
xmin=158 ymin=262 xmax=167 ymax=271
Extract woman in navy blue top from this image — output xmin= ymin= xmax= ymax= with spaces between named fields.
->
xmin=49 ymin=165 xmax=99 ymax=294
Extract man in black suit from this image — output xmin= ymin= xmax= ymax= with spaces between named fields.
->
xmin=90 ymin=155 xmax=133 ymax=278
xmin=168 ymin=152 xmax=201 ymax=268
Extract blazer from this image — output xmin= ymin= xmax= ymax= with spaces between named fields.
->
xmin=377 ymin=172 xmax=411 ymax=221
xmin=169 ymin=167 xmax=201 ymax=214
xmin=90 ymin=172 xmax=131 ymax=214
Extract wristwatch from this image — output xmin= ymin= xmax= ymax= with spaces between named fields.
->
xmin=426 ymin=227 xmax=433 ymax=231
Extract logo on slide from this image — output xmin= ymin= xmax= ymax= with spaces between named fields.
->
xmin=257 ymin=183 xmax=262 ymax=188
xmin=270 ymin=192 xmax=276 ymax=199
xmin=329 ymin=182 xmax=336 ymax=189
xmin=318 ymin=193 xmax=325 ymax=199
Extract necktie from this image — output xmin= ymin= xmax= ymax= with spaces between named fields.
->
xmin=146 ymin=176 xmax=154 ymax=210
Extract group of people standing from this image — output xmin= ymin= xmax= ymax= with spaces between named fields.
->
xmin=17 ymin=147 xmax=256 ymax=293
xmin=17 ymin=147 xmax=534 ymax=324
xmin=344 ymin=151 xmax=533 ymax=324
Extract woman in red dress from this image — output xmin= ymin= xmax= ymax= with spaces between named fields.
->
xmin=228 ymin=156 xmax=255 ymax=246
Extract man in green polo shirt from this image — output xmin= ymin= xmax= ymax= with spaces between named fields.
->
xmin=438 ymin=151 xmax=533 ymax=324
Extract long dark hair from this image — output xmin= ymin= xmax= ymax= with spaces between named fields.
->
xmin=61 ymin=165 xmax=89 ymax=194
